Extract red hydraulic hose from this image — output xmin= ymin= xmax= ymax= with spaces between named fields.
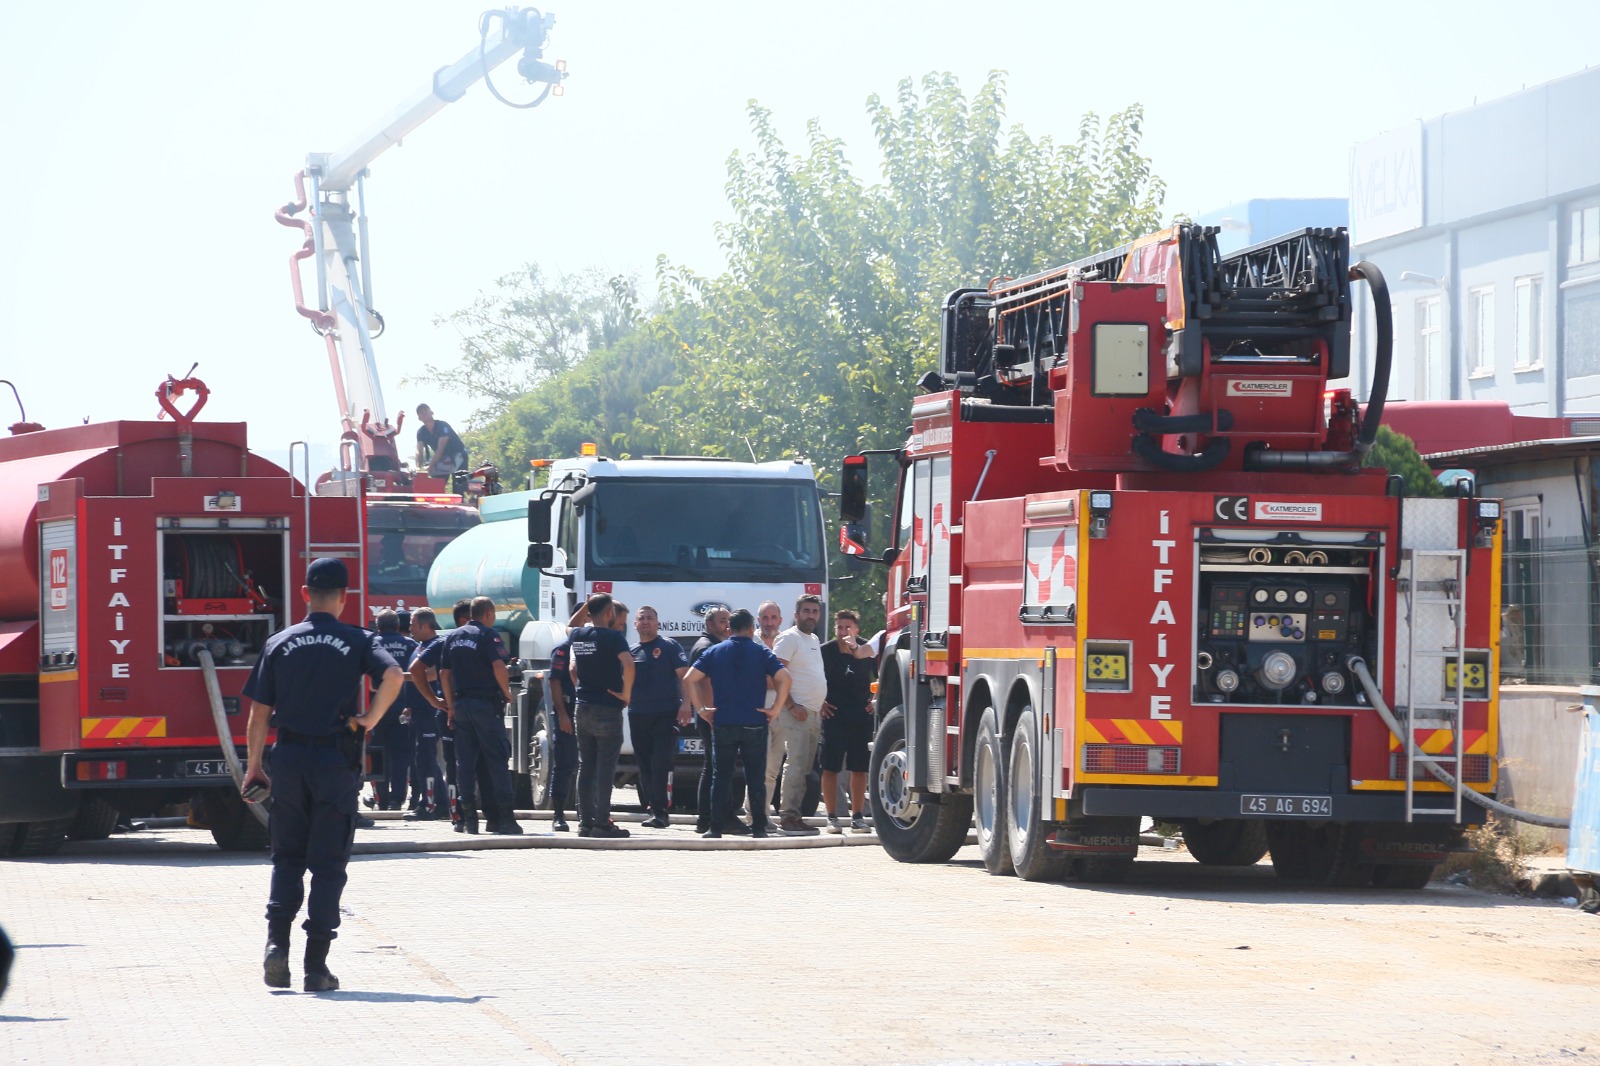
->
xmin=275 ymin=171 xmax=351 ymax=424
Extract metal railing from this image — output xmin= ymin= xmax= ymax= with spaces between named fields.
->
xmin=1500 ymin=537 xmax=1600 ymax=686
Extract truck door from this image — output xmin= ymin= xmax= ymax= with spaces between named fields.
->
xmin=538 ymin=492 xmax=579 ymax=623
xmin=909 ymin=455 xmax=953 ymax=641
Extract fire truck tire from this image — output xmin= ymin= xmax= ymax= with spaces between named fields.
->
xmin=1005 ymin=708 xmax=1071 ymax=882
xmin=870 ymin=707 xmax=972 ymax=864
xmin=7 ymin=817 xmax=73 ymax=857
xmin=1371 ymin=863 xmax=1435 ymax=890
xmin=1265 ymin=822 xmax=1373 ymax=886
xmin=974 ymin=708 xmax=1013 ymax=876
xmin=200 ymin=790 xmax=271 ymax=852
xmin=1181 ymin=819 xmax=1270 ymax=866
xmin=70 ymin=794 xmax=121 ymax=841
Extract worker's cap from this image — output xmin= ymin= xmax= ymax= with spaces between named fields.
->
xmin=396 ymin=609 xmax=412 ymax=629
xmin=305 ymin=558 xmax=350 ymax=590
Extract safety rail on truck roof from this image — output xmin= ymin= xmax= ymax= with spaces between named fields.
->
xmin=936 ymin=224 xmax=1352 ymax=400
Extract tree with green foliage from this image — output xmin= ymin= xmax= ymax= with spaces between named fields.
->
xmin=460 ymin=71 xmax=1166 ymax=622
xmin=1362 ymin=425 xmax=1444 ymax=497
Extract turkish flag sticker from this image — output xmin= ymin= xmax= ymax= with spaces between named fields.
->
xmin=805 ymin=583 xmax=822 ymax=595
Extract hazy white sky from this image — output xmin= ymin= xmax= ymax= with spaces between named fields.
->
xmin=1 ymin=0 xmax=1595 ymax=459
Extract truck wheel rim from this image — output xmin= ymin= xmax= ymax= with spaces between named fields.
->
xmin=1009 ymin=728 xmax=1034 ymax=840
xmin=975 ymin=732 xmax=998 ymax=843
xmin=878 ymin=742 xmax=919 ymax=824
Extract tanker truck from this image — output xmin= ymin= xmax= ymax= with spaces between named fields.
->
xmin=0 ymin=377 xmax=367 ymax=854
xmin=427 ymin=452 xmax=827 ymax=808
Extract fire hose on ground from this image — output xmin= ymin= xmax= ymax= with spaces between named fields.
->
xmin=1348 ymin=656 xmax=1570 ymax=829
xmin=199 ymin=647 xmax=270 ymax=829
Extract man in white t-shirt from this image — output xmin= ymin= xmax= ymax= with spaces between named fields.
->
xmin=756 ymin=599 xmax=786 ymax=833
xmin=771 ymin=593 xmax=827 ymax=835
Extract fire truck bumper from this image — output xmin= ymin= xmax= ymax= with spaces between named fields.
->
xmin=1079 ymin=786 xmax=1488 ymax=827
xmin=61 ymin=746 xmax=388 ymax=789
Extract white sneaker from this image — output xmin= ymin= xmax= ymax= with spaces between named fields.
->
xmin=850 ymin=814 xmax=871 ymax=833
xmin=826 ymin=814 xmax=844 ymax=834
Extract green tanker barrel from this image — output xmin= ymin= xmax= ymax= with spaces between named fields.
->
xmin=425 ymin=490 xmax=541 ymax=635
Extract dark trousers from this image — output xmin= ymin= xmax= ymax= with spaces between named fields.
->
xmin=710 ymin=723 xmax=768 ymax=832
xmin=265 ymin=738 xmax=360 ymax=941
xmin=551 ymin=726 xmax=578 ymax=816
xmin=373 ymin=713 xmax=413 ymax=809
xmin=453 ymin=697 xmax=514 ymax=813
xmin=630 ymin=711 xmax=677 ymax=816
xmin=412 ymin=722 xmax=441 ymax=810
xmin=695 ymin=715 xmax=740 ymax=820
xmin=440 ymin=729 xmax=498 ymax=814
xmin=575 ymin=703 xmax=624 ymax=829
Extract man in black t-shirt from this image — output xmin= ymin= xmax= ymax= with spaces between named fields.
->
xmin=820 ymin=609 xmax=878 ymax=833
xmin=414 ymin=403 xmax=469 ymax=478
xmin=439 ymin=596 xmax=523 ymax=836
xmin=568 ymin=593 xmax=634 ymax=838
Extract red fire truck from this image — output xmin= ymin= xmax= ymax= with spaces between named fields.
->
xmin=842 ymin=226 xmax=1502 ymax=887
xmin=0 ymin=377 xmax=366 ymax=855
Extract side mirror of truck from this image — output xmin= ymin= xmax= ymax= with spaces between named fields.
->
xmin=881 ymin=545 xmax=901 ymax=566
xmin=527 ymin=497 xmax=552 ymax=541
xmin=840 ymin=454 xmax=868 ymax=525
xmin=527 ymin=543 xmax=555 ymax=569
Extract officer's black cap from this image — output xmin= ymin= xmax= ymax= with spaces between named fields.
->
xmin=305 ymin=558 xmax=350 ymax=590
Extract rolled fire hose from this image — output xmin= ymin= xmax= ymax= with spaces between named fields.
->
xmin=199 ymin=647 xmax=270 ymax=828
xmin=1349 ymin=657 xmax=1570 ymax=829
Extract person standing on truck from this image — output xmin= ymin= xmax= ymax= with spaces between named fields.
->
xmin=629 ymin=605 xmax=692 ymax=828
xmin=568 ymin=593 xmax=635 ymax=838
xmin=371 ymin=610 xmax=418 ymax=811
xmin=756 ymin=599 xmax=786 ymax=834
xmin=683 ymin=608 xmax=792 ymax=839
xmin=690 ymin=607 xmax=744 ymax=835
xmin=820 ymin=609 xmax=878 ymax=833
xmin=413 ymin=403 xmax=469 ymax=480
xmin=771 ymin=594 xmax=826 ymax=836
xmin=439 ymin=597 xmax=524 ymax=836
xmin=402 ymin=608 xmax=444 ymax=820
xmin=240 ymin=557 xmax=404 ymax=992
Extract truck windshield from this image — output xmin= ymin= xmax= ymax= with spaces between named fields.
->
xmin=584 ymin=477 xmax=825 ymax=583
xmin=367 ymin=504 xmax=481 ymax=596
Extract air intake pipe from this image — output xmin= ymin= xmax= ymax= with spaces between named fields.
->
xmin=1244 ymin=261 xmax=1391 ymax=471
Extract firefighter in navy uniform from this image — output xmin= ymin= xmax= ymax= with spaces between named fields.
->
xmin=370 ymin=610 xmax=418 ymax=810
xmin=240 ymin=558 xmax=404 ymax=993
xmin=440 ymin=596 xmax=524 ymax=835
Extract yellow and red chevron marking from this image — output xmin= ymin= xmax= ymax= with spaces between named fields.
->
xmin=1083 ymin=718 xmax=1184 ymax=745
xmin=82 ymin=717 xmax=167 ymax=741
xmin=1388 ymin=729 xmax=1488 ymax=755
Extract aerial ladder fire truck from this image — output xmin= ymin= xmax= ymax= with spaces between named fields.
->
xmin=275 ymin=7 xmax=568 ymax=616
xmin=842 ymin=225 xmax=1504 ymax=887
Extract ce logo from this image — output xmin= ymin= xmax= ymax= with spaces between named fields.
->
xmin=1214 ymin=495 xmax=1250 ymax=523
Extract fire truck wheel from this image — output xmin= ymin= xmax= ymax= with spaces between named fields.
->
xmin=1005 ymin=708 xmax=1071 ymax=882
xmin=200 ymin=790 xmax=271 ymax=852
xmin=1181 ymin=819 xmax=1270 ymax=866
xmin=6 ymin=818 xmax=72 ymax=857
xmin=974 ymin=707 xmax=1013 ymax=876
xmin=869 ymin=707 xmax=972 ymax=864
xmin=1265 ymin=822 xmax=1374 ymax=886
xmin=1371 ymin=863 xmax=1436 ymax=890
xmin=70 ymin=794 xmax=121 ymax=841
xmin=529 ymin=709 xmax=555 ymax=809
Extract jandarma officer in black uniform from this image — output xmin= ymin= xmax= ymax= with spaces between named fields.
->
xmin=241 ymin=558 xmax=404 ymax=993
xmin=440 ymin=596 xmax=524 ymax=835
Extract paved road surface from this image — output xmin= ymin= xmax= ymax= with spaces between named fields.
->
xmin=3 ymin=823 xmax=1596 ymax=1065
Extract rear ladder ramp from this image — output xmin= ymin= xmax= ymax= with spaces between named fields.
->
xmin=1399 ymin=546 xmax=1467 ymax=823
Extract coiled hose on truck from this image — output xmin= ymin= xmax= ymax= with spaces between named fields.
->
xmin=1349 ymin=657 xmax=1570 ymax=829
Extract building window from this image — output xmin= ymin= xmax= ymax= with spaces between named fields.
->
xmin=1416 ymin=296 xmax=1442 ymax=398
xmin=1571 ymin=204 xmax=1600 ymax=266
xmin=1468 ymin=286 xmax=1495 ymax=376
xmin=1513 ymin=276 xmax=1543 ymax=370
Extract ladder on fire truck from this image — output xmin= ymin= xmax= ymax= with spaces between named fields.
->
xmin=1399 ymin=547 xmax=1468 ymax=822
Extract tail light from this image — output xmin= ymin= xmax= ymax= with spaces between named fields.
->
xmin=75 ymin=760 xmax=127 ymax=782
xmin=1084 ymin=745 xmax=1180 ymax=774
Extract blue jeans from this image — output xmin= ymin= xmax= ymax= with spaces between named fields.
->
xmin=452 ymin=696 xmax=513 ymax=813
xmin=575 ymin=703 xmax=624 ymax=829
xmin=266 ymin=738 xmax=360 ymax=941
xmin=629 ymin=711 xmax=677 ymax=816
xmin=711 ymin=723 xmax=768 ymax=832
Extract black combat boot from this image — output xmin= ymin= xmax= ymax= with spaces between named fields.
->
xmin=462 ymin=811 xmax=479 ymax=835
xmin=263 ymin=919 xmax=292 ymax=989
xmin=490 ymin=808 xmax=524 ymax=835
xmin=303 ymin=937 xmax=339 ymax=992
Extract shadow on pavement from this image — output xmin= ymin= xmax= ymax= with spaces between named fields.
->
xmin=944 ymin=856 xmax=1528 ymax=908
xmin=0 ymin=1015 xmax=67 ymax=1022
xmin=316 ymin=991 xmax=489 ymax=1004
